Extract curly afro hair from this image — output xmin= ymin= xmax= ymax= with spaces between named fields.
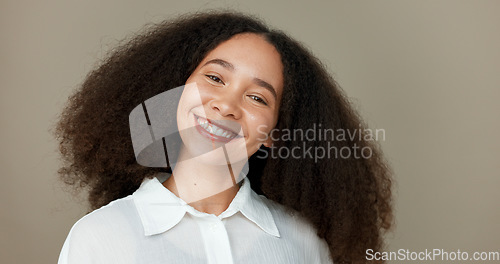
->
xmin=54 ymin=11 xmax=393 ymax=264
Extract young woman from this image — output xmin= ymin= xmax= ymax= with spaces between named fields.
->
xmin=55 ymin=12 xmax=393 ymax=264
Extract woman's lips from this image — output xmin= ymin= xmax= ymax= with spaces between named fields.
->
xmin=193 ymin=114 xmax=242 ymax=143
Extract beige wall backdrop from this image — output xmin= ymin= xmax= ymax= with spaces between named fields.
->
xmin=1 ymin=0 xmax=499 ymax=263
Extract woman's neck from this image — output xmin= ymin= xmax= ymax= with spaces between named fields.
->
xmin=162 ymin=147 xmax=246 ymax=216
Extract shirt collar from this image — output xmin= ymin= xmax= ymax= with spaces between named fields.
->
xmin=132 ymin=175 xmax=280 ymax=238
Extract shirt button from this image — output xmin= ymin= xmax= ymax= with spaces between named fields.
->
xmin=209 ymin=223 xmax=217 ymax=232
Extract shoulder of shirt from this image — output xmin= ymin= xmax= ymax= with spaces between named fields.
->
xmin=66 ymin=195 xmax=137 ymax=239
xmin=256 ymin=194 xmax=323 ymax=242
xmin=257 ymin=194 xmax=333 ymax=262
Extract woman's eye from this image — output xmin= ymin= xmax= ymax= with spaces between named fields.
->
xmin=205 ymin=75 xmax=224 ymax=84
xmin=248 ymin=95 xmax=268 ymax=106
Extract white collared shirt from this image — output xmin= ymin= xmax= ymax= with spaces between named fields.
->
xmin=58 ymin=176 xmax=333 ymax=263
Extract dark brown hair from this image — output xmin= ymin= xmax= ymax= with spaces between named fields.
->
xmin=54 ymin=11 xmax=393 ymax=263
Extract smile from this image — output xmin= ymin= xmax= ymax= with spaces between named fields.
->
xmin=194 ymin=114 xmax=241 ymax=142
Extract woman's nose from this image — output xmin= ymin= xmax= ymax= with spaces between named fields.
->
xmin=208 ymin=90 xmax=242 ymax=119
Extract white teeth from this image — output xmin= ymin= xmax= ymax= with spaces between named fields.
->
xmin=195 ymin=116 xmax=236 ymax=139
xmin=212 ymin=127 xmax=226 ymax=137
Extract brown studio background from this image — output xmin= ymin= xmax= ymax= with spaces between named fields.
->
xmin=1 ymin=1 xmax=499 ymax=263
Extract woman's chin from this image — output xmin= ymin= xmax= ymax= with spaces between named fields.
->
xmin=178 ymin=142 xmax=247 ymax=167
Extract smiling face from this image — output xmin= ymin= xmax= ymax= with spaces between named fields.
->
xmin=176 ymin=33 xmax=283 ymax=164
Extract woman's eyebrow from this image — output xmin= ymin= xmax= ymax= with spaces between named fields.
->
xmin=253 ymin=78 xmax=277 ymax=100
xmin=203 ymin=58 xmax=277 ymax=100
xmin=203 ymin=59 xmax=235 ymax=71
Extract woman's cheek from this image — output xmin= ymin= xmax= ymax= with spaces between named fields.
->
xmin=250 ymin=113 xmax=274 ymax=140
xmin=196 ymin=84 xmax=218 ymax=104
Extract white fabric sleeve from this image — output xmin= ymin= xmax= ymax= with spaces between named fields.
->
xmin=57 ymin=217 xmax=99 ymax=264
xmin=57 ymin=234 xmax=70 ymax=264
xmin=318 ymin=238 xmax=334 ymax=264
